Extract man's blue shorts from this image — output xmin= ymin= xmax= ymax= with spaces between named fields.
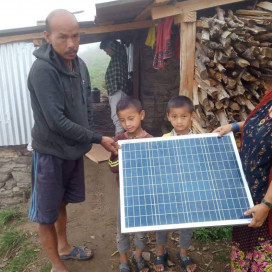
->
xmin=28 ymin=151 xmax=85 ymax=225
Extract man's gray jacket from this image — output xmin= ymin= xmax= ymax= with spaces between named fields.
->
xmin=28 ymin=43 xmax=102 ymax=160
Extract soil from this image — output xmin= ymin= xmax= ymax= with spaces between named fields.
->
xmin=22 ymin=158 xmax=231 ymax=272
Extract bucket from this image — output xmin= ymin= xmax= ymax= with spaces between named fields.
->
xmin=91 ymin=88 xmax=100 ymax=103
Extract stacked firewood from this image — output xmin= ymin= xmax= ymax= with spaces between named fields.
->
xmin=194 ymin=4 xmax=272 ymax=132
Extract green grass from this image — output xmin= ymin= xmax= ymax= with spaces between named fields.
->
xmin=40 ymin=263 xmax=52 ymax=272
xmin=0 ymin=230 xmax=26 ymax=256
xmin=7 ymin=247 xmax=38 ymax=272
xmin=193 ymin=227 xmax=232 ymax=242
xmin=0 ymin=209 xmax=22 ymax=228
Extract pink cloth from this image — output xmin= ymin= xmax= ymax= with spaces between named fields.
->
xmin=153 ymin=17 xmax=174 ymax=70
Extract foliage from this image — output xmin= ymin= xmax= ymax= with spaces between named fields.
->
xmin=78 ymin=43 xmax=110 ymax=94
xmin=7 ymin=247 xmax=38 ymax=272
xmin=193 ymin=227 xmax=232 ymax=242
xmin=0 ymin=230 xmax=26 ymax=256
xmin=0 ymin=209 xmax=22 ymax=228
xmin=231 ymin=239 xmax=272 ymax=272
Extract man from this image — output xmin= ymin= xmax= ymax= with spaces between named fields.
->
xmin=100 ymin=39 xmax=130 ymax=135
xmin=28 ymin=10 xmax=118 ymax=272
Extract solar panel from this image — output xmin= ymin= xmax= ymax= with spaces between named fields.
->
xmin=118 ymin=133 xmax=254 ymax=233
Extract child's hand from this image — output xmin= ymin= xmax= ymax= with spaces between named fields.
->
xmin=212 ymin=124 xmax=233 ymax=137
xmin=100 ymin=136 xmax=119 ymax=155
xmin=244 ymin=203 xmax=270 ymax=228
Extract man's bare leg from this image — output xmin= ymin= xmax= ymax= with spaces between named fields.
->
xmin=55 ymin=203 xmax=92 ymax=258
xmin=39 ymin=224 xmax=68 ymax=272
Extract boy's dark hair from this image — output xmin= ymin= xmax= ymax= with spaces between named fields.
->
xmin=166 ymin=96 xmax=194 ymax=113
xmin=116 ymin=97 xmax=142 ymax=113
xmin=100 ymin=39 xmax=111 ymax=50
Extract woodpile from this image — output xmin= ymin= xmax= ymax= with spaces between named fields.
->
xmin=193 ymin=3 xmax=272 ymax=132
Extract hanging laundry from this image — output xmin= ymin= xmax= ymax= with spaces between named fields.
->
xmin=145 ymin=26 xmax=156 ymax=49
xmin=153 ymin=17 xmax=174 ymax=70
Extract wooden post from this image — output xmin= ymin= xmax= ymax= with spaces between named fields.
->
xmin=179 ymin=13 xmax=196 ymax=99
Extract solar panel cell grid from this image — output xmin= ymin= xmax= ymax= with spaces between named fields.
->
xmin=119 ymin=133 xmax=254 ymax=233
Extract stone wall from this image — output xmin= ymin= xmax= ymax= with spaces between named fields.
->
xmin=139 ymin=29 xmax=180 ymax=136
xmin=0 ymin=146 xmax=32 ymax=209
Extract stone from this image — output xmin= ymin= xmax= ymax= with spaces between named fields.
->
xmin=14 ymin=156 xmax=32 ymax=165
xmin=0 ymin=173 xmax=11 ymax=183
xmin=4 ymin=179 xmax=17 ymax=190
xmin=0 ymin=196 xmax=24 ymax=207
xmin=0 ymin=188 xmax=14 ymax=198
xmin=11 ymin=170 xmax=31 ymax=183
xmin=0 ymin=162 xmax=16 ymax=174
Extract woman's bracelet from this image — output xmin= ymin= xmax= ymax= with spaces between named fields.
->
xmin=230 ymin=122 xmax=240 ymax=133
xmin=261 ymin=198 xmax=272 ymax=209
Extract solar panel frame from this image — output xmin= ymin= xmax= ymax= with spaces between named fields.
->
xmin=118 ymin=133 xmax=254 ymax=233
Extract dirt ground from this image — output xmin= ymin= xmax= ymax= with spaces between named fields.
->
xmin=24 ymin=158 xmax=231 ymax=272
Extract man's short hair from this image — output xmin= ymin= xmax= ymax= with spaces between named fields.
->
xmin=45 ymin=9 xmax=76 ymax=33
xmin=166 ymin=96 xmax=194 ymax=113
xmin=116 ymin=97 xmax=142 ymax=113
xmin=100 ymin=39 xmax=111 ymax=50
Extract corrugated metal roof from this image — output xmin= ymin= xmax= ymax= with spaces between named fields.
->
xmin=95 ymin=0 xmax=153 ymax=24
xmin=0 ymin=42 xmax=35 ymax=146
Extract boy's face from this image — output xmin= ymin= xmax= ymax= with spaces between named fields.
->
xmin=118 ymin=107 xmax=145 ymax=136
xmin=167 ymin=107 xmax=193 ymax=135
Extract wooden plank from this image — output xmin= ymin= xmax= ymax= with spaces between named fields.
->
xmin=0 ymin=20 xmax=156 ymax=45
xmin=80 ymin=20 xmax=156 ymax=35
xmin=236 ymin=9 xmax=272 ymax=16
xmin=257 ymin=1 xmax=272 ymax=12
xmin=151 ymin=0 xmax=248 ymax=20
xmin=174 ymin=11 xmax=197 ymax=24
xmin=0 ymin=32 xmax=44 ymax=45
xmin=154 ymin=0 xmax=171 ymax=4
xmin=179 ymin=21 xmax=196 ymax=99
xmin=134 ymin=0 xmax=171 ymax=21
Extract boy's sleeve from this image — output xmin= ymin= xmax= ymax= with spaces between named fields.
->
xmin=108 ymin=136 xmax=119 ymax=173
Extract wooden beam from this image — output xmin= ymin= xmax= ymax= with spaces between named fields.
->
xmin=174 ymin=11 xmax=197 ymax=24
xmin=134 ymin=3 xmax=153 ymax=21
xmin=80 ymin=20 xmax=156 ymax=35
xmin=134 ymin=0 xmax=171 ymax=21
xmin=0 ymin=20 xmax=155 ymax=45
xmin=0 ymin=32 xmax=44 ymax=45
xmin=151 ymin=0 xmax=248 ymax=20
xmin=236 ymin=9 xmax=272 ymax=16
xmin=257 ymin=1 xmax=272 ymax=12
xmin=179 ymin=19 xmax=197 ymax=99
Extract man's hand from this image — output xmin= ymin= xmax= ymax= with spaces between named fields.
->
xmin=100 ymin=136 xmax=119 ymax=155
xmin=244 ymin=203 xmax=270 ymax=228
xmin=212 ymin=124 xmax=233 ymax=137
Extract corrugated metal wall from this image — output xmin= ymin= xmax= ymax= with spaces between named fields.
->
xmin=0 ymin=42 xmax=36 ymax=146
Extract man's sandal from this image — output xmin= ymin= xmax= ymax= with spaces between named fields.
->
xmin=154 ymin=250 xmax=168 ymax=271
xmin=119 ymin=263 xmax=131 ymax=272
xmin=132 ymin=255 xmax=149 ymax=272
xmin=60 ymin=246 xmax=94 ymax=261
xmin=177 ymin=252 xmax=196 ymax=271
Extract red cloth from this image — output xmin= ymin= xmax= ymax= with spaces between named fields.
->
xmin=241 ymin=89 xmax=272 ymax=236
xmin=153 ymin=17 xmax=174 ymax=70
xmin=174 ymin=32 xmax=180 ymax=59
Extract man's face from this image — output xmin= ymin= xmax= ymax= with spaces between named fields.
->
xmin=45 ymin=15 xmax=80 ymax=63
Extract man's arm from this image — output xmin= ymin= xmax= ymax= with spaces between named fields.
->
xmin=31 ymin=63 xmax=101 ymax=144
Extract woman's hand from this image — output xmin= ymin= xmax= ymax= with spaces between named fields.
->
xmin=244 ymin=203 xmax=271 ymax=228
xmin=212 ymin=124 xmax=233 ymax=137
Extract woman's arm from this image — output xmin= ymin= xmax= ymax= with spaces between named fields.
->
xmin=213 ymin=121 xmax=245 ymax=137
xmin=245 ymin=181 xmax=272 ymax=228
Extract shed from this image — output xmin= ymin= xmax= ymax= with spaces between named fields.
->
xmin=1 ymin=0 xmax=270 ymax=145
